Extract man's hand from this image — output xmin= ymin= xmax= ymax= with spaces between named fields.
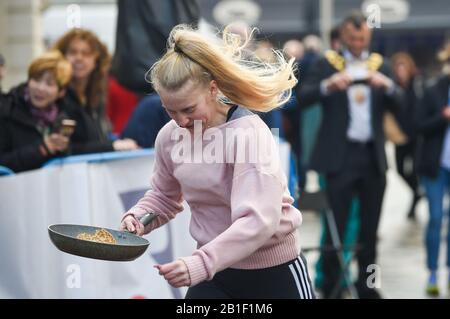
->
xmin=442 ymin=106 xmax=450 ymax=121
xmin=368 ymin=71 xmax=394 ymax=90
xmin=155 ymin=260 xmax=191 ymax=288
xmin=324 ymin=71 xmax=353 ymax=92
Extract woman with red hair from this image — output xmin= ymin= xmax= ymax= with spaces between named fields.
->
xmin=53 ymin=28 xmax=138 ymax=154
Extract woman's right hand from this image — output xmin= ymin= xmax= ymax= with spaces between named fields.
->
xmin=44 ymin=133 xmax=69 ymax=154
xmin=120 ymin=215 xmax=145 ymax=236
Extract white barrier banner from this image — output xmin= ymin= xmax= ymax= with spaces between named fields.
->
xmin=0 ymin=154 xmax=196 ymax=299
xmin=0 ymin=142 xmax=291 ymax=299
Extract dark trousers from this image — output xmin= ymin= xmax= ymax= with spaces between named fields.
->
xmin=322 ymin=141 xmax=386 ymax=297
xmin=185 ymin=254 xmax=315 ymax=299
xmin=395 ymin=142 xmax=421 ymax=213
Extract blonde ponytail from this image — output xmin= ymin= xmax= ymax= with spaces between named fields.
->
xmin=149 ymin=24 xmax=297 ymax=112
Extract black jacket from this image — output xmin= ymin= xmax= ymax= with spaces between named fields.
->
xmin=416 ymin=75 xmax=450 ymax=178
xmin=298 ymin=52 xmax=404 ymax=175
xmin=121 ymin=94 xmax=170 ymax=148
xmin=110 ymin=0 xmax=199 ymax=94
xmin=61 ymin=88 xmax=114 ymax=154
xmin=393 ymin=76 xmax=424 ymax=142
xmin=0 ymin=84 xmax=71 ymax=172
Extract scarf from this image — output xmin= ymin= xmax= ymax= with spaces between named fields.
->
xmin=24 ymin=87 xmax=59 ymax=129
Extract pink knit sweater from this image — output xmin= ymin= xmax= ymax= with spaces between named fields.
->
xmin=122 ymin=115 xmax=302 ymax=286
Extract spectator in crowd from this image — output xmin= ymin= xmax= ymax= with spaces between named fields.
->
xmin=416 ymin=42 xmax=450 ymax=297
xmin=106 ymin=0 xmax=199 ymax=140
xmin=0 ymin=54 xmax=5 ymax=94
xmin=120 ymin=24 xmax=315 ymax=299
xmin=110 ymin=0 xmax=200 ymax=95
xmin=300 ymin=27 xmax=340 ymax=167
xmin=53 ymin=28 xmax=139 ymax=154
xmin=329 ymin=26 xmax=342 ymax=52
xmin=106 ymin=75 xmax=139 ymax=136
xmin=303 ymin=34 xmax=323 ymax=53
xmin=284 ymin=39 xmax=305 ymax=62
xmin=312 ymin=24 xmax=361 ymax=296
xmin=391 ymin=52 xmax=424 ymax=220
xmin=0 ymin=51 xmax=73 ymax=172
xmin=300 ymin=34 xmax=322 ymax=76
xmin=255 ymin=40 xmax=277 ymax=63
xmin=298 ymin=11 xmax=404 ymax=298
xmin=253 ymin=39 xmax=284 ymax=135
xmin=225 ymin=20 xmax=256 ymax=59
xmin=121 ymin=94 xmax=170 ymax=148
xmin=282 ymin=39 xmax=306 ymax=190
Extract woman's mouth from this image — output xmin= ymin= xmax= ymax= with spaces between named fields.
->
xmin=32 ymin=95 xmax=45 ymax=102
xmin=72 ymin=64 xmax=85 ymax=72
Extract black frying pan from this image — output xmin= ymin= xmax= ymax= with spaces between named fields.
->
xmin=48 ymin=213 xmax=156 ymax=261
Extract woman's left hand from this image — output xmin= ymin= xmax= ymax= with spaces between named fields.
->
xmin=154 ymin=260 xmax=191 ymax=288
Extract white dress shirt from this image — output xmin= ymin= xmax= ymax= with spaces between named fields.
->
xmin=344 ymin=50 xmax=373 ymax=142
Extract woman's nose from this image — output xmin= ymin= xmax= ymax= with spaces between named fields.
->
xmin=178 ymin=116 xmax=191 ymax=128
xmin=36 ymin=82 xmax=46 ymax=92
xmin=73 ymin=52 xmax=84 ymax=62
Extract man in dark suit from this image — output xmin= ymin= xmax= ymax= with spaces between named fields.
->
xmin=298 ymin=11 xmax=403 ymax=298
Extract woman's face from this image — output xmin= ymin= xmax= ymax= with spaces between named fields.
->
xmin=28 ymin=71 xmax=61 ymax=109
xmin=158 ymin=81 xmax=218 ymax=132
xmin=65 ymin=38 xmax=97 ymax=81
xmin=394 ymin=63 xmax=411 ymax=85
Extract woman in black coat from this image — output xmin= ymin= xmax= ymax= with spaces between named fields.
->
xmin=391 ymin=52 xmax=424 ymax=219
xmin=0 ymin=51 xmax=73 ymax=173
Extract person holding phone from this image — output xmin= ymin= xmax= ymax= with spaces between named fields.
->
xmin=0 ymin=51 xmax=74 ymax=173
xmin=298 ymin=11 xmax=403 ymax=298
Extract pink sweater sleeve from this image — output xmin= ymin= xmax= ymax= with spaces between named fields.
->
xmin=180 ymin=125 xmax=286 ymax=286
xmin=122 ymin=128 xmax=184 ymax=233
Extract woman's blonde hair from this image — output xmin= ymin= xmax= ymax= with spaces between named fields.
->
xmin=28 ymin=50 xmax=72 ymax=89
xmin=149 ymin=25 xmax=297 ymax=112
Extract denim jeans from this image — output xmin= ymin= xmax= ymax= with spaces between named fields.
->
xmin=422 ymin=167 xmax=450 ymax=271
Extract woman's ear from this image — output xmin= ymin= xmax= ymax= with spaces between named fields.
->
xmin=209 ymin=80 xmax=219 ymax=98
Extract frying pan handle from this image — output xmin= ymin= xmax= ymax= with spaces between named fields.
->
xmin=139 ymin=212 xmax=157 ymax=227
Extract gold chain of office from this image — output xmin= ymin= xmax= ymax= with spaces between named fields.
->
xmin=325 ymin=50 xmax=383 ymax=72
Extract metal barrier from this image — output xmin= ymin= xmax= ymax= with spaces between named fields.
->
xmin=0 ymin=165 xmax=14 ymax=176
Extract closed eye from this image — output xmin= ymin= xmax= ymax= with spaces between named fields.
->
xmin=162 ymin=105 xmax=195 ymax=115
xmin=162 ymin=106 xmax=176 ymax=115
xmin=184 ymin=107 xmax=195 ymax=114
